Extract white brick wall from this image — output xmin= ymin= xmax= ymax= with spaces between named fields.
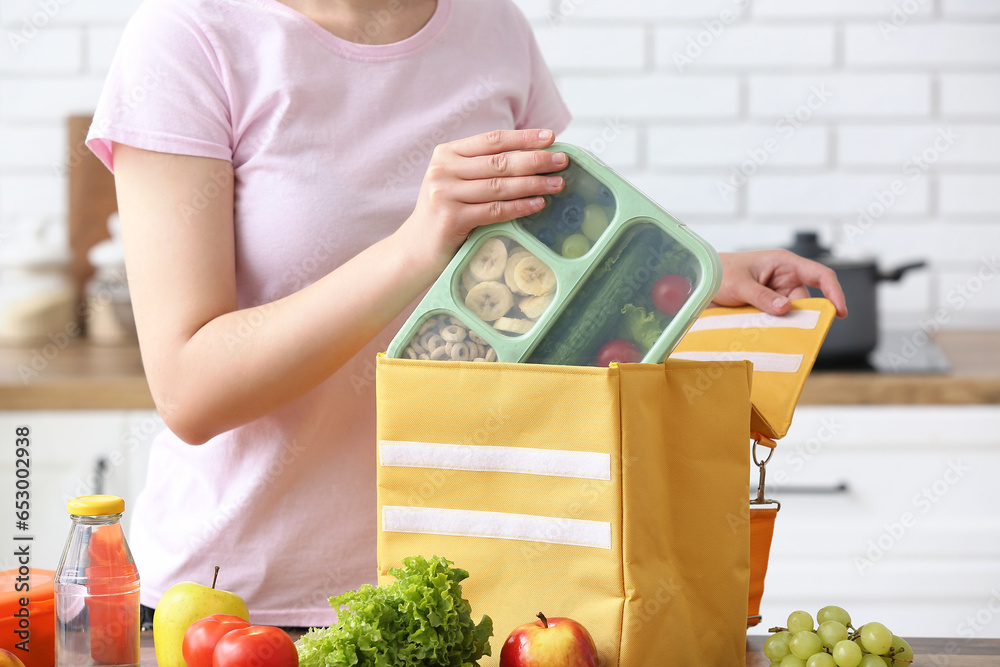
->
xmin=0 ymin=0 xmax=998 ymax=331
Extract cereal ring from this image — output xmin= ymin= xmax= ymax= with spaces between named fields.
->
xmin=441 ymin=324 xmax=468 ymax=343
xmin=430 ymin=345 xmax=449 ymax=360
xmin=451 ymin=343 xmax=471 ymax=361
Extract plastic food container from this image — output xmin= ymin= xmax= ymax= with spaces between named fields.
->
xmin=386 ymin=143 xmax=722 ymax=367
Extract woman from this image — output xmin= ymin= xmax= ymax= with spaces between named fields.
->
xmin=87 ymin=0 xmax=846 ymax=627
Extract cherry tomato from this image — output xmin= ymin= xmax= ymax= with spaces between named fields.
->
xmin=182 ymin=614 xmax=252 ymax=667
xmin=596 ymin=339 xmax=641 ymax=367
xmin=212 ymin=625 xmax=298 ymax=667
xmin=652 ymin=274 xmax=693 ymax=316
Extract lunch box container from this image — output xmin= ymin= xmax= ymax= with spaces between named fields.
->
xmin=386 ymin=143 xmax=722 ymax=367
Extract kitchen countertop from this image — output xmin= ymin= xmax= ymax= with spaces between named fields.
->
xmin=136 ymin=632 xmax=1000 ymax=665
xmin=1 ymin=331 xmax=998 ymax=410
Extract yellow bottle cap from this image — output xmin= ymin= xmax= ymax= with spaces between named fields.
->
xmin=67 ymin=495 xmax=125 ymax=516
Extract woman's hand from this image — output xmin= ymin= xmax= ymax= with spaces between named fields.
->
xmin=398 ymin=129 xmax=567 ymax=274
xmin=714 ymin=250 xmax=848 ymax=318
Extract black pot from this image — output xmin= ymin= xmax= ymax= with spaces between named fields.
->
xmin=787 ymin=232 xmax=926 ymax=364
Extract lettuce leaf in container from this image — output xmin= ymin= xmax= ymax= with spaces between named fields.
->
xmin=619 ymin=304 xmax=665 ymax=352
xmin=296 ymin=555 xmax=493 ymax=667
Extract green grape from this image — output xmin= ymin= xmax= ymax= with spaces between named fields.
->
xmin=788 ymin=610 xmax=816 ymax=633
xmin=807 ymin=653 xmax=836 ymax=667
xmin=790 ymin=631 xmax=824 ymax=660
xmin=832 ymin=639 xmax=863 ymax=667
xmin=580 ymin=204 xmax=609 ymax=241
xmin=781 ymin=656 xmax=807 ymax=667
xmin=817 ymin=620 xmax=849 ymax=649
xmin=817 ymin=605 xmax=852 ymax=628
xmin=764 ymin=631 xmax=794 ymax=661
xmin=560 ymin=233 xmax=590 ymax=258
xmin=858 ymin=656 xmax=888 ymax=667
xmin=887 ymin=635 xmax=914 ymax=666
xmin=859 ymin=622 xmax=893 ymax=655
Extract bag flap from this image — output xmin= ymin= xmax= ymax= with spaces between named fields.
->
xmin=670 ymin=298 xmax=836 ymax=440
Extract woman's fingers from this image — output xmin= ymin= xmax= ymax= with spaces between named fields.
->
xmin=451 ymin=173 xmax=565 ymax=205
xmin=456 ymin=197 xmax=549 ymax=226
xmin=447 ymin=129 xmax=556 ymax=158
xmin=449 ymin=148 xmax=568 ymax=180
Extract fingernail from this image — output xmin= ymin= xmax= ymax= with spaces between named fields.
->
xmin=530 ymin=196 xmax=545 ymax=207
xmin=553 ymin=152 xmax=567 ymax=165
xmin=772 ymin=296 xmax=789 ymax=310
xmin=547 ymin=176 xmax=563 ymax=187
xmin=538 ymin=130 xmax=553 ymax=140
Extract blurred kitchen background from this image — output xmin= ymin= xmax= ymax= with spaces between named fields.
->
xmin=1 ymin=0 xmax=998 ymax=639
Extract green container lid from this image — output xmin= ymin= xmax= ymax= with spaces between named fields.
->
xmin=387 ymin=143 xmax=721 ymax=367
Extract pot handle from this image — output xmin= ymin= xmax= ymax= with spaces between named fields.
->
xmin=878 ymin=260 xmax=926 ymax=282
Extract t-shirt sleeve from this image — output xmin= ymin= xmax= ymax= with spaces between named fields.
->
xmin=508 ymin=5 xmax=572 ymax=136
xmin=86 ymin=0 xmax=233 ymax=171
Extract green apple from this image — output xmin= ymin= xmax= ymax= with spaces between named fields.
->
xmin=153 ymin=566 xmax=249 ymax=667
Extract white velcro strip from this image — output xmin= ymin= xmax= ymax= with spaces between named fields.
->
xmin=379 ymin=441 xmax=611 ymax=481
xmin=382 ymin=506 xmax=612 ymax=550
xmin=688 ymin=309 xmax=821 ymax=333
xmin=670 ymin=350 xmax=803 ymax=373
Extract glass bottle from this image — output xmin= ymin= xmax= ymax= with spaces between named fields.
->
xmin=54 ymin=495 xmax=140 ymax=667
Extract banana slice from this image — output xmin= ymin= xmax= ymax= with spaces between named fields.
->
xmin=467 ymin=237 xmax=508 ymax=282
xmin=513 ymin=256 xmax=557 ymax=296
xmin=519 ymin=292 xmax=555 ymax=320
xmin=464 ymin=281 xmax=514 ymax=322
xmin=503 ymin=250 xmax=533 ymax=295
xmin=493 ymin=316 xmax=534 ymax=335
xmin=460 ymin=269 xmax=478 ymax=296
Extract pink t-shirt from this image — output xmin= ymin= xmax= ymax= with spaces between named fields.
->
xmin=87 ymin=0 xmax=569 ymax=626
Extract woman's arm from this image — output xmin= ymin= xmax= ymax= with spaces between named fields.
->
xmin=114 ymin=130 xmax=567 ymax=444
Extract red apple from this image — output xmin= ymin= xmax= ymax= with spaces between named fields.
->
xmin=0 ymin=648 xmax=27 ymax=667
xmin=500 ymin=612 xmax=598 ymax=667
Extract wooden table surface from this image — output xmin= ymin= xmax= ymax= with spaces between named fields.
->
xmin=3 ymin=330 xmax=999 ymax=410
xmin=137 ymin=632 xmax=1000 ymax=666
